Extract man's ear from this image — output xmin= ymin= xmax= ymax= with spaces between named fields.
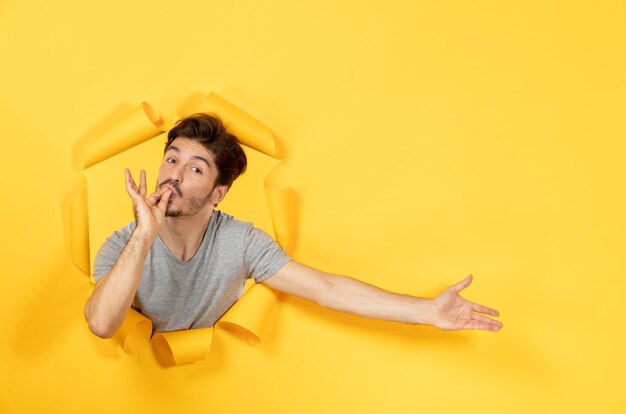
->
xmin=211 ymin=185 xmax=229 ymax=206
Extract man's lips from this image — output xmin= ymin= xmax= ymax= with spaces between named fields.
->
xmin=159 ymin=181 xmax=182 ymax=198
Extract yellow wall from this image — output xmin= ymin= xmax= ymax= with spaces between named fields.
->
xmin=1 ymin=1 xmax=625 ymax=412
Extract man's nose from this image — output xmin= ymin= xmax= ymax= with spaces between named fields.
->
xmin=169 ymin=164 xmax=183 ymax=182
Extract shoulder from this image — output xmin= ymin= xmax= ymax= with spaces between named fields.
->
xmin=211 ymin=210 xmax=276 ymax=247
xmin=212 ymin=210 xmax=255 ymax=236
xmin=95 ymin=222 xmax=136 ymax=258
xmin=104 ymin=222 xmax=137 ymax=248
xmin=93 ymin=222 xmax=136 ymax=279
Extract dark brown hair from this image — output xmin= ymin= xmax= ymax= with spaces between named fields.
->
xmin=165 ymin=113 xmax=247 ymax=188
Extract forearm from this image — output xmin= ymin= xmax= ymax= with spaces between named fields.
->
xmin=84 ymin=229 xmax=154 ymax=338
xmin=318 ymin=273 xmax=434 ymax=325
xmin=266 ymin=261 xmax=435 ymax=325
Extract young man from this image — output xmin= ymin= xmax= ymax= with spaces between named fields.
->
xmin=84 ymin=114 xmax=503 ymax=338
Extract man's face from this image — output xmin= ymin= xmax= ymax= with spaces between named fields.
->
xmin=157 ymin=137 xmax=225 ymax=217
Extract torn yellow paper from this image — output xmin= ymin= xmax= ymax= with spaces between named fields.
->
xmin=74 ymin=102 xmax=164 ymax=170
xmin=111 ymin=282 xmax=278 ymax=365
xmin=73 ymin=95 xmax=296 ymax=367
xmin=218 ymin=283 xmax=279 ymax=346
xmin=265 ymin=164 xmax=298 ymax=255
xmin=67 ymin=177 xmax=90 ymax=275
xmin=114 ymin=308 xmax=153 ymax=354
xmin=178 ymin=92 xmax=284 ymax=159
xmin=152 ymin=327 xmax=214 ymax=367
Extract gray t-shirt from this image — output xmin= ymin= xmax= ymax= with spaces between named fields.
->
xmin=93 ymin=210 xmax=291 ymax=333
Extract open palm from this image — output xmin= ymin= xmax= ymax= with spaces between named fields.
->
xmin=431 ymin=275 xmax=502 ymax=332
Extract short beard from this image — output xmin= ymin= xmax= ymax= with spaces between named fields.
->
xmin=165 ymin=208 xmax=182 ymax=217
xmin=165 ymin=187 xmax=216 ymax=217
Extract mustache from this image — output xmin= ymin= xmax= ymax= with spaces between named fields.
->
xmin=158 ymin=180 xmax=182 ymax=197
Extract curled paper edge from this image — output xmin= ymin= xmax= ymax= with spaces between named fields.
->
xmin=114 ymin=308 xmax=153 ymax=355
xmin=112 ymin=284 xmax=278 ymax=365
xmin=66 ymin=176 xmax=90 ymax=275
xmin=217 ymin=283 xmax=279 ymax=346
xmin=75 ymin=102 xmax=164 ymax=170
xmin=265 ymin=164 xmax=298 ymax=255
xmin=177 ymin=92 xmax=284 ymax=159
xmin=152 ymin=327 xmax=214 ymax=367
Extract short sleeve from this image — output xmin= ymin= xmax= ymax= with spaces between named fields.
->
xmin=92 ymin=223 xmax=134 ymax=282
xmin=243 ymin=226 xmax=291 ymax=283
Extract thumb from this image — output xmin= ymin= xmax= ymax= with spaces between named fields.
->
xmin=449 ymin=274 xmax=473 ymax=294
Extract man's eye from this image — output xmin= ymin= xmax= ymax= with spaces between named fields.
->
xmin=191 ymin=167 xmax=202 ymax=174
xmin=166 ymin=158 xmax=176 ymax=164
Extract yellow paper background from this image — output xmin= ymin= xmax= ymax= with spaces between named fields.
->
xmin=1 ymin=1 xmax=625 ymax=413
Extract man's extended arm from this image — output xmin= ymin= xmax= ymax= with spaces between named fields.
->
xmin=83 ymin=170 xmax=172 ymax=338
xmin=262 ymin=261 xmax=502 ymax=331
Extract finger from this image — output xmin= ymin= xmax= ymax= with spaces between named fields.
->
xmin=464 ymin=319 xmax=502 ymax=332
xmin=450 ymin=274 xmax=473 ymax=294
xmin=147 ymin=186 xmax=170 ymax=206
xmin=471 ymin=313 xmax=503 ymax=329
xmin=471 ymin=302 xmax=500 ymax=317
xmin=125 ymin=169 xmax=141 ymax=200
xmin=156 ymin=189 xmax=172 ymax=211
xmin=139 ymin=169 xmax=147 ymax=198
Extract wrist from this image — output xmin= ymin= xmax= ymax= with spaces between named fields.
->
xmin=132 ymin=225 xmax=158 ymax=243
xmin=409 ymin=297 xmax=436 ymax=325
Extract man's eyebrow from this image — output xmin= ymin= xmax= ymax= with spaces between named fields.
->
xmin=165 ymin=145 xmax=212 ymax=168
xmin=192 ymin=155 xmax=211 ymax=168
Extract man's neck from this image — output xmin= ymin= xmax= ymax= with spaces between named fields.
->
xmin=158 ymin=208 xmax=214 ymax=261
